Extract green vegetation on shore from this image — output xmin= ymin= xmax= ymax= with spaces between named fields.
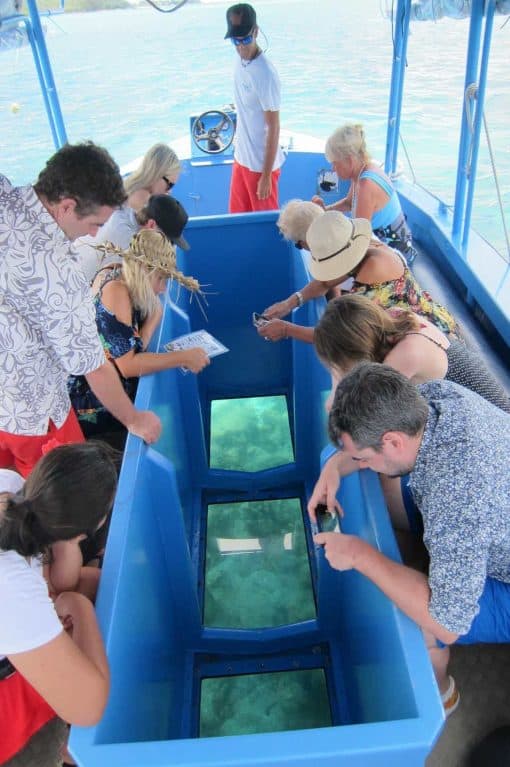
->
xmin=31 ymin=0 xmax=131 ymax=12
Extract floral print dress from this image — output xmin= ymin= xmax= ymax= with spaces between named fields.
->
xmin=350 ymin=256 xmax=461 ymax=338
xmin=68 ymin=268 xmax=143 ymax=435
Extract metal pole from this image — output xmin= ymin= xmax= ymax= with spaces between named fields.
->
xmin=25 ymin=0 xmax=68 ymax=147
xmin=461 ymin=0 xmax=496 ymax=251
xmin=451 ymin=0 xmax=484 ymax=245
xmin=23 ymin=20 xmax=60 ymax=148
xmin=384 ymin=0 xmax=411 ymax=176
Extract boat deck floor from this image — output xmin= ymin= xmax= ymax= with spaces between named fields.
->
xmin=427 ymin=643 xmax=510 ymax=766
xmin=411 ymin=244 xmax=510 ymax=393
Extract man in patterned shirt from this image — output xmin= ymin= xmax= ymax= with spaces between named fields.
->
xmin=309 ymin=362 xmax=510 ymax=712
xmin=0 ymin=142 xmax=161 ymax=476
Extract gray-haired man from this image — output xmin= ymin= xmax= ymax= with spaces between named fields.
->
xmin=309 ymin=362 xmax=510 ymax=715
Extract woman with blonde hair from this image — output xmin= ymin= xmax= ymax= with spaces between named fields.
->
xmin=69 ymin=230 xmax=209 ymax=437
xmin=311 ymin=123 xmax=417 ymax=263
xmin=74 ymin=143 xmax=182 ymax=274
xmin=124 ymin=143 xmax=181 ymax=209
xmin=314 ymin=294 xmax=510 ymax=414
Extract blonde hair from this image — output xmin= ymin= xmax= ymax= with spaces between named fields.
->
xmin=277 ymin=199 xmax=323 ymax=243
xmin=325 ymin=124 xmax=370 ymax=165
xmin=124 ymin=143 xmax=180 ymax=196
xmin=314 ymin=294 xmax=419 ymax=373
xmin=96 ymin=230 xmax=200 ymax=320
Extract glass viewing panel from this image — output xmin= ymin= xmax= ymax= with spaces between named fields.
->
xmin=200 ymin=669 xmax=332 ymax=737
xmin=204 ymin=498 xmax=315 ymax=628
xmin=209 ymin=396 xmax=294 ymax=472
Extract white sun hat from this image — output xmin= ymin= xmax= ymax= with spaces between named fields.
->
xmin=307 ymin=211 xmax=372 ymax=281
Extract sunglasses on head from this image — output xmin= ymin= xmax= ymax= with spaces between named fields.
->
xmin=231 ymin=32 xmax=254 ymax=46
xmin=162 ymin=175 xmax=175 ymax=192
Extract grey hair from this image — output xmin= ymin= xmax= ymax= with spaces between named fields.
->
xmin=328 ymin=362 xmax=429 ymax=449
xmin=277 ymin=199 xmax=323 ymax=244
xmin=325 ymin=123 xmax=370 ymax=164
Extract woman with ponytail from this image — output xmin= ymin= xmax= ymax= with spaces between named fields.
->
xmin=0 ymin=442 xmax=117 ymax=765
xmin=69 ymin=229 xmax=210 ymax=437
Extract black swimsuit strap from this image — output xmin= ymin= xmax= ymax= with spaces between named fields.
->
xmin=405 ymin=331 xmax=448 ymax=351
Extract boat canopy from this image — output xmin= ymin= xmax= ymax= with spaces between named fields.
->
xmin=409 ymin=0 xmax=510 ymax=20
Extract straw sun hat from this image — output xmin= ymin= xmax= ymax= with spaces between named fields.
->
xmin=307 ymin=211 xmax=372 ymax=281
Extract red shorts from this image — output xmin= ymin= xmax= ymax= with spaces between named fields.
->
xmin=228 ymin=161 xmax=281 ymax=213
xmin=0 ymin=408 xmax=85 ymax=478
xmin=0 ymin=670 xmax=56 ymax=763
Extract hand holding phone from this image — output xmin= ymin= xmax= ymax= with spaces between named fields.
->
xmin=311 ymin=503 xmax=341 ymax=537
xmin=252 ymin=312 xmax=270 ymax=328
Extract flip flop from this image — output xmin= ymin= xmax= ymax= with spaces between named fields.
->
xmin=441 ymin=675 xmax=460 ymax=718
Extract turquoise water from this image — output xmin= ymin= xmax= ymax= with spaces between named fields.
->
xmin=210 ymin=395 xmax=294 ymax=471
xmin=204 ymin=497 xmax=315 ymax=628
xmin=0 ymin=0 xmax=508 ymax=256
xmin=200 ymin=669 xmax=331 ymax=737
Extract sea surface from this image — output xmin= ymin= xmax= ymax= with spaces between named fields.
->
xmin=0 ymin=0 xmax=509 ymax=257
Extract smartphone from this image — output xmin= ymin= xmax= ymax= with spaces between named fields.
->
xmin=314 ymin=503 xmax=341 ymax=534
xmin=252 ymin=312 xmax=270 ymax=328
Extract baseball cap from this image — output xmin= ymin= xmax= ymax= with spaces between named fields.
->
xmin=145 ymin=194 xmax=190 ymax=251
xmin=224 ymin=3 xmax=257 ymax=39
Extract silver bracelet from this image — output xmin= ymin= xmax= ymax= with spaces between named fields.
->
xmin=295 ymin=290 xmax=304 ymax=307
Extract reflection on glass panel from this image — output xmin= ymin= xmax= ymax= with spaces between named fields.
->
xmin=204 ymin=499 xmax=315 ymax=628
xmin=209 ymin=396 xmax=294 ymax=472
xmin=200 ymin=669 xmax=332 ymax=737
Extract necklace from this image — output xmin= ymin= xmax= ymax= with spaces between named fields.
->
xmin=351 ymin=163 xmax=367 ymax=216
xmin=241 ymin=47 xmax=261 ymax=67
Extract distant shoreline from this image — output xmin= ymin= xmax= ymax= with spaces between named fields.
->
xmin=34 ymin=0 xmax=201 ymax=11
xmin=35 ymin=0 xmax=138 ymax=12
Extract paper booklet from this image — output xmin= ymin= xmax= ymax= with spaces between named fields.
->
xmin=165 ymin=330 xmax=229 ymax=360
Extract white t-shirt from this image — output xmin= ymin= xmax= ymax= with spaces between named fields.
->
xmin=73 ymin=206 xmax=137 ymax=283
xmin=233 ymin=53 xmax=285 ymax=172
xmin=0 ymin=470 xmax=62 ymax=657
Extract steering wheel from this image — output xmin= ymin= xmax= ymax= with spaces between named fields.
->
xmin=191 ymin=110 xmax=235 ymax=155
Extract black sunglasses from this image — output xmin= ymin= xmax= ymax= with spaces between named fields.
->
xmin=162 ymin=175 xmax=175 ymax=192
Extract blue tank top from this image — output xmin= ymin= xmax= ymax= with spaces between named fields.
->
xmin=359 ymin=169 xmax=402 ymax=230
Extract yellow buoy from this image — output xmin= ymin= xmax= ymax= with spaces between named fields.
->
xmin=10 ymin=102 xmax=21 ymax=114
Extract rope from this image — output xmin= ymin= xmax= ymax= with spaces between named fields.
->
xmin=397 ymin=130 xmax=417 ymax=184
xmin=464 ymin=82 xmax=477 ymax=176
xmin=464 ymin=83 xmax=510 ymax=261
xmin=143 ymin=0 xmax=188 ymax=14
xmin=483 ymin=111 xmax=510 ymax=260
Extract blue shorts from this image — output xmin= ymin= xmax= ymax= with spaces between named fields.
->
xmin=453 ymin=576 xmax=510 ymax=645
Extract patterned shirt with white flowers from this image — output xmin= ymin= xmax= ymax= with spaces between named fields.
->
xmin=0 ymin=175 xmax=105 ymax=435
xmin=411 ymin=379 xmax=510 ymax=635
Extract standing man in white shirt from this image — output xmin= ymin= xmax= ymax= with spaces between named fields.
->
xmin=225 ymin=3 xmax=285 ymax=213
xmin=0 ymin=142 xmax=161 ymax=477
